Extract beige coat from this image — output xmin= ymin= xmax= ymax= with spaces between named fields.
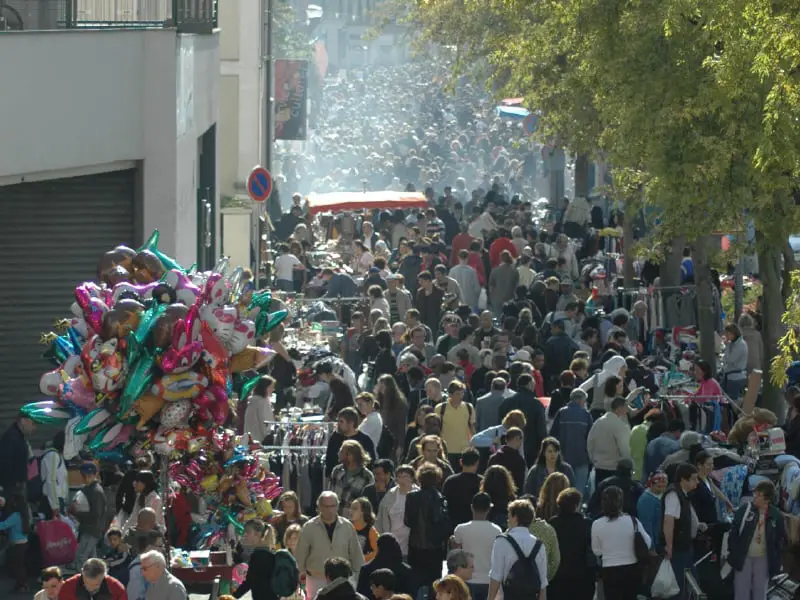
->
xmin=294 ymin=516 xmax=364 ymax=579
xmin=740 ymin=323 xmax=763 ymax=374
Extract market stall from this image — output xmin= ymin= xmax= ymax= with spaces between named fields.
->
xmin=306 ymin=190 xmax=427 ymax=215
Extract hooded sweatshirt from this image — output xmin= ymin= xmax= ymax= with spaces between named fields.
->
xmin=580 ymin=355 xmax=627 ymax=412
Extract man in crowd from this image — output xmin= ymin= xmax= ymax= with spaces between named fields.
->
xmin=452 ymin=493 xmax=501 ymax=600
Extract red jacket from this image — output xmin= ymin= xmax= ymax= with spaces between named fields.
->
xmin=59 ymin=574 xmax=127 ymax=600
xmin=489 ymin=237 xmax=519 ymax=268
xmin=450 ymin=233 xmax=475 ymax=265
xmin=467 ymin=252 xmax=486 ymax=286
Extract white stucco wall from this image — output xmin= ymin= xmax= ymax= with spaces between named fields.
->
xmin=0 ymin=28 xmax=220 ymax=267
xmin=219 ymin=0 xmax=263 ymax=194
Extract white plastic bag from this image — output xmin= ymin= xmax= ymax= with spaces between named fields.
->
xmin=651 ymin=559 xmax=680 ymax=598
xmin=478 ymin=288 xmax=488 ymax=310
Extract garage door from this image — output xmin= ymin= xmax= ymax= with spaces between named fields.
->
xmin=0 ymin=169 xmax=136 ymax=446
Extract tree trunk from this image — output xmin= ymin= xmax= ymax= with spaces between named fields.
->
xmin=622 ymin=209 xmax=635 ymax=289
xmin=657 ymin=236 xmax=685 ymax=330
xmin=574 ymin=154 xmax=590 ymax=198
xmin=761 ymin=242 xmax=786 ymax=420
xmin=694 ymin=237 xmax=718 ymax=371
xmin=782 ymin=243 xmax=795 ymax=305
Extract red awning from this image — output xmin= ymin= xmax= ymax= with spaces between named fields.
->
xmin=307 ymin=191 xmax=428 ymax=215
xmin=501 ymin=98 xmax=524 ymax=106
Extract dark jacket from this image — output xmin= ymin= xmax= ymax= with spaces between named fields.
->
xmin=234 ymin=547 xmax=276 ymax=600
xmin=589 ymin=474 xmax=643 ymax=519
xmin=488 ymin=445 xmax=527 ymax=493
xmin=442 ymin=471 xmax=482 ymax=527
xmin=75 ymin=480 xmax=109 ymax=539
xmin=317 ymin=577 xmax=368 ymax=600
xmin=357 ymin=558 xmax=415 ymax=600
xmin=326 ymin=432 xmax=377 ymax=478
xmin=414 ymin=286 xmax=444 ymax=334
xmin=547 ymin=387 xmax=573 ymax=420
xmin=116 ymin=469 xmax=139 ymax=515
xmin=404 ymin=487 xmax=451 ymax=551
xmin=689 ymin=479 xmax=719 ymax=525
xmin=548 ymin=512 xmax=596 ymax=600
xmin=728 ymin=503 xmax=786 ymax=576
xmin=660 ymin=484 xmax=693 ymax=552
xmin=324 ymin=273 xmax=360 ymax=299
xmin=362 ymin=482 xmax=392 ymax=515
xmin=498 ymin=389 xmax=547 ymax=465
xmin=550 ymin=401 xmax=592 ymax=467
xmin=543 ymin=334 xmax=579 ymax=392
xmin=0 ymin=423 xmax=28 ymax=492
xmin=523 ymin=462 xmax=576 ymax=499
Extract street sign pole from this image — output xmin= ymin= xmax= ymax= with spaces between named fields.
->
xmin=255 ymin=0 xmax=275 ymax=290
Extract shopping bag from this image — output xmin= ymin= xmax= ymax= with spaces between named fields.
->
xmin=478 ymin=288 xmax=488 ymax=310
xmin=651 ymin=558 xmax=680 ymax=598
xmin=36 ymin=518 xmax=78 ymax=567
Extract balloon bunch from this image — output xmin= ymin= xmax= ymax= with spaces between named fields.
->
xmin=169 ymin=430 xmax=283 ymax=545
xmin=23 ymin=230 xmax=288 ymax=460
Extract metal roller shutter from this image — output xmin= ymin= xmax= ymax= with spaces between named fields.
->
xmin=0 ymin=169 xmax=136 ymax=446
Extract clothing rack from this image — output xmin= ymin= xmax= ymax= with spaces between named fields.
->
xmin=259 ymin=420 xmax=336 ymax=452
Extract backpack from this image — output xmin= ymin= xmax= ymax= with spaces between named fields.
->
xmin=271 ymin=549 xmax=300 ymax=597
xmin=376 ymin=426 xmax=395 ymax=459
xmin=501 ymin=534 xmax=543 ymax=600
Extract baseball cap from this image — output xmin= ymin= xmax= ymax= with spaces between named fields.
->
xmin=80 ymin=463 xmax=98 ymax=475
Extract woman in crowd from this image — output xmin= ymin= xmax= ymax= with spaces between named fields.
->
xmin=433 ymin=575 xmax=471 ymax=600
xmin=270 ymin=491 xmax=309 ymax=548
xmin=591 ymin=486 xmax=651 ymax=600
xmin=351 ymin=497 xmax=380 ymax=562
xmin=265 ymin=323 xmax=297 ymax=413
xmin=377 ymin=464 xmax=418 ymax=558
xmin=548 ymin=488 xmax=595 ymax=600
xmin=636 ymin=472 xmax=667 ymax=551
xmin=693 ymin=359 xmax=724 ymax=401
xmin=375 ymin=373 xmax=409 ymax=462
xmin=481 ymin=465 xmax=516 ymax=529
xmin=357 ymin=392 xmax=384 ymax=449
xmin=330 ymin=440 xmax=375 ymax=518
xmin=721 ymin=323 xmax=749 ymax=401
xmin=356 ymin=533 xmax=416 ymax=600
xmin=373 ymin=330 xmax=398 ymax=381
xmin=405 ymin=463 xmax=451 ymax=598
xmin=324 ymin=370 xmax=356 ymax=422
xmin=537 ymin=472 xmax=570 ymax=522
xmin=123 ymin=470 xmax=164 ymax=533
xmin=523 ymin=437 xmax=575 ymax=498
xmin=727 ymin=480 xmax=786 ymax=600
xmin=405 ymin=405 xmax=435 ymax=458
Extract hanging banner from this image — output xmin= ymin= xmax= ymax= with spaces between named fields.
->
xmin=274 ymin=59 xmax=308 ymax=141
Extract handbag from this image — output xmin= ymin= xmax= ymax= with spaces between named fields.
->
xmin=632 ymin=514 xmax=651 ymax=567
xmin=36 ymin=518 xmax=77 ymax=567
xmin=721 ymin=502 xmax=751 ymax=578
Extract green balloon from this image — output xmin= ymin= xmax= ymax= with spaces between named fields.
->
xmin=74 ymin=408 xmax=111 ymax=435
xmin=240 ymin=375 xmax=261 ymax=401
xmin=88 ymin=426 xmax=112 ymax=452
xmin=120 ymin=353 xmax=156 ymax=416
xmin=263 ymin=309 xmax=289 ymax=334
xmin=127 ymin=304 xmax=166 ymax=364
xmin=28 ymin=408 xmax=71 ymax=426
xmin=138 ymin=229 xmax=185 ymax=273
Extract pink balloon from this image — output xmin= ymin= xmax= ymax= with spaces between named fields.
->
xmin=107 ymin=424 xmax=135 ymax=449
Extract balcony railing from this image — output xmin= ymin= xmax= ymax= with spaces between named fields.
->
xmin=0 ymin=0 xmax=217 ymax=33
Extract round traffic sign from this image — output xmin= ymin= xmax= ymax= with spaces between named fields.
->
xmin=247 ymin=166 xmax=273 ymax=203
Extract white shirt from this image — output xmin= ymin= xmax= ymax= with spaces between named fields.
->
xmin=40 ymin=449 xmax=68 ymax=513
xmin=389 ymin=491 xmax=411 ymax=557
xmin=664 ymin=489 xmax=699 ymax=538
xmin=468 ymin=212 xmax=497 ymax=239
xmin=243 ymin=395 xmax=274 ymax=445
xmin=275 ymin=253 xmax=301 ymax=281
xmin=489 ymin=526 xmax=548 ymax=592
xmin=359 ymin=411 xmax=383 ymax=448
xmin=591 ymin=514 xmax=651 ymax=567
xmin=455 ymin=520 xmax=502 ymax=584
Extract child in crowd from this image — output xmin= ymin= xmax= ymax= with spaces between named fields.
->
xmin=350 ymin=497 xmax=379 ymax=562
xmin=0 ymin=490 xmax=32 ymax=592
xmin=69 ymin=463 xmax=108 ymax=573
xmin=104 ymin=528 xmax=131 ymax=585
xmin=34 ymin=567 xmax=63 ymax=600
xmin=234 ymin=519 xmax=277 ymax=600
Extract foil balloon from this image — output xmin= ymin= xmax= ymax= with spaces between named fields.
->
xmin=107 ymin=424 xmax=135 ymax=449
xmin=153 ymin=371 xmax=208 ymax=402
xmin=226 ymin=318 xmax=255 ymax=356
xmin=101 ymin=298 xmax=144 ymax=340
xmin=81 ymin=337 xmax=127 ymax=400
xmin=111 ymin=281 xmax=160 ymax=305
xmin=200 ymin=304 xmax=237 ymax=344
xmin=20 ymin=400 xmax=60 ymax=416
xmin=75 ymin=408 xmax=112 ymax=435
xmin=133 ymin=393 xmax=165 ymax=430
xmin=128 ymin=303 xmax=167 ymax=361
xmin=120 ymin=353 xmax=157 ymax=416
xmin=230 ymin=346 xmax=275 ymax=373
xmin=203 ymin=273 xmax=231 ymax=307
xmin=201 ymin=474 xmax=219 ymax=492
xmin=200 ymin=322 xmax=229 ymax=387
xmin=137 ymin=230 xmax=185 ymax=273
xmin=40 ymin=355 xmax=82 ymax=396
xmin=74 ymin=284 xmax=109 ymax=336
xmin=41 ymin=331 xmax=80 ymax=367
xmin=162 ymin=270 xmax=201 ymax=306
xmin=159 ymin=399 xmax=192 ymax=429
xmin=159 ymin=306 xmax=202 ymax=374
xmin=254 ymin=498 xmax=272 ymax=519
xmin=218 ymin=506 xmax=245 ymax=535
xmin=58 ymin=375 xmax=97 ymax=413
xmin=94 ymin=449 xmax=127 ymax=464
xmin=27 ymin=406 xmax=72 ymax=425
xmin=64 ymin=416 xmax=88 ymax=460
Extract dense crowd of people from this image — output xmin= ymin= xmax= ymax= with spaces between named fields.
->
xmin=0 ymin=58 xmax=791 ymax=600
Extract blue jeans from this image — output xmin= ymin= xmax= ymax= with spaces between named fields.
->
xmin=723 ymin=377 xmax=746 ymax=401
xmin=573 ymin=464 xmax=590 ymax=497
xmin=467 ymin=583 xmax=489 ymax=600
xmin=669 ymin=549 xmax=695 ymax=599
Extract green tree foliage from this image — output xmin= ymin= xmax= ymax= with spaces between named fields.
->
xmin=404 ymin=0 xmax=800 ymax=409
xmin=274 ymin=0 xmax=311 ymax=59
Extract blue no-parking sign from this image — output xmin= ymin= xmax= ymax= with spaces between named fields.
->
xmin=247 ymin=166 xmax=273 ymax=203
